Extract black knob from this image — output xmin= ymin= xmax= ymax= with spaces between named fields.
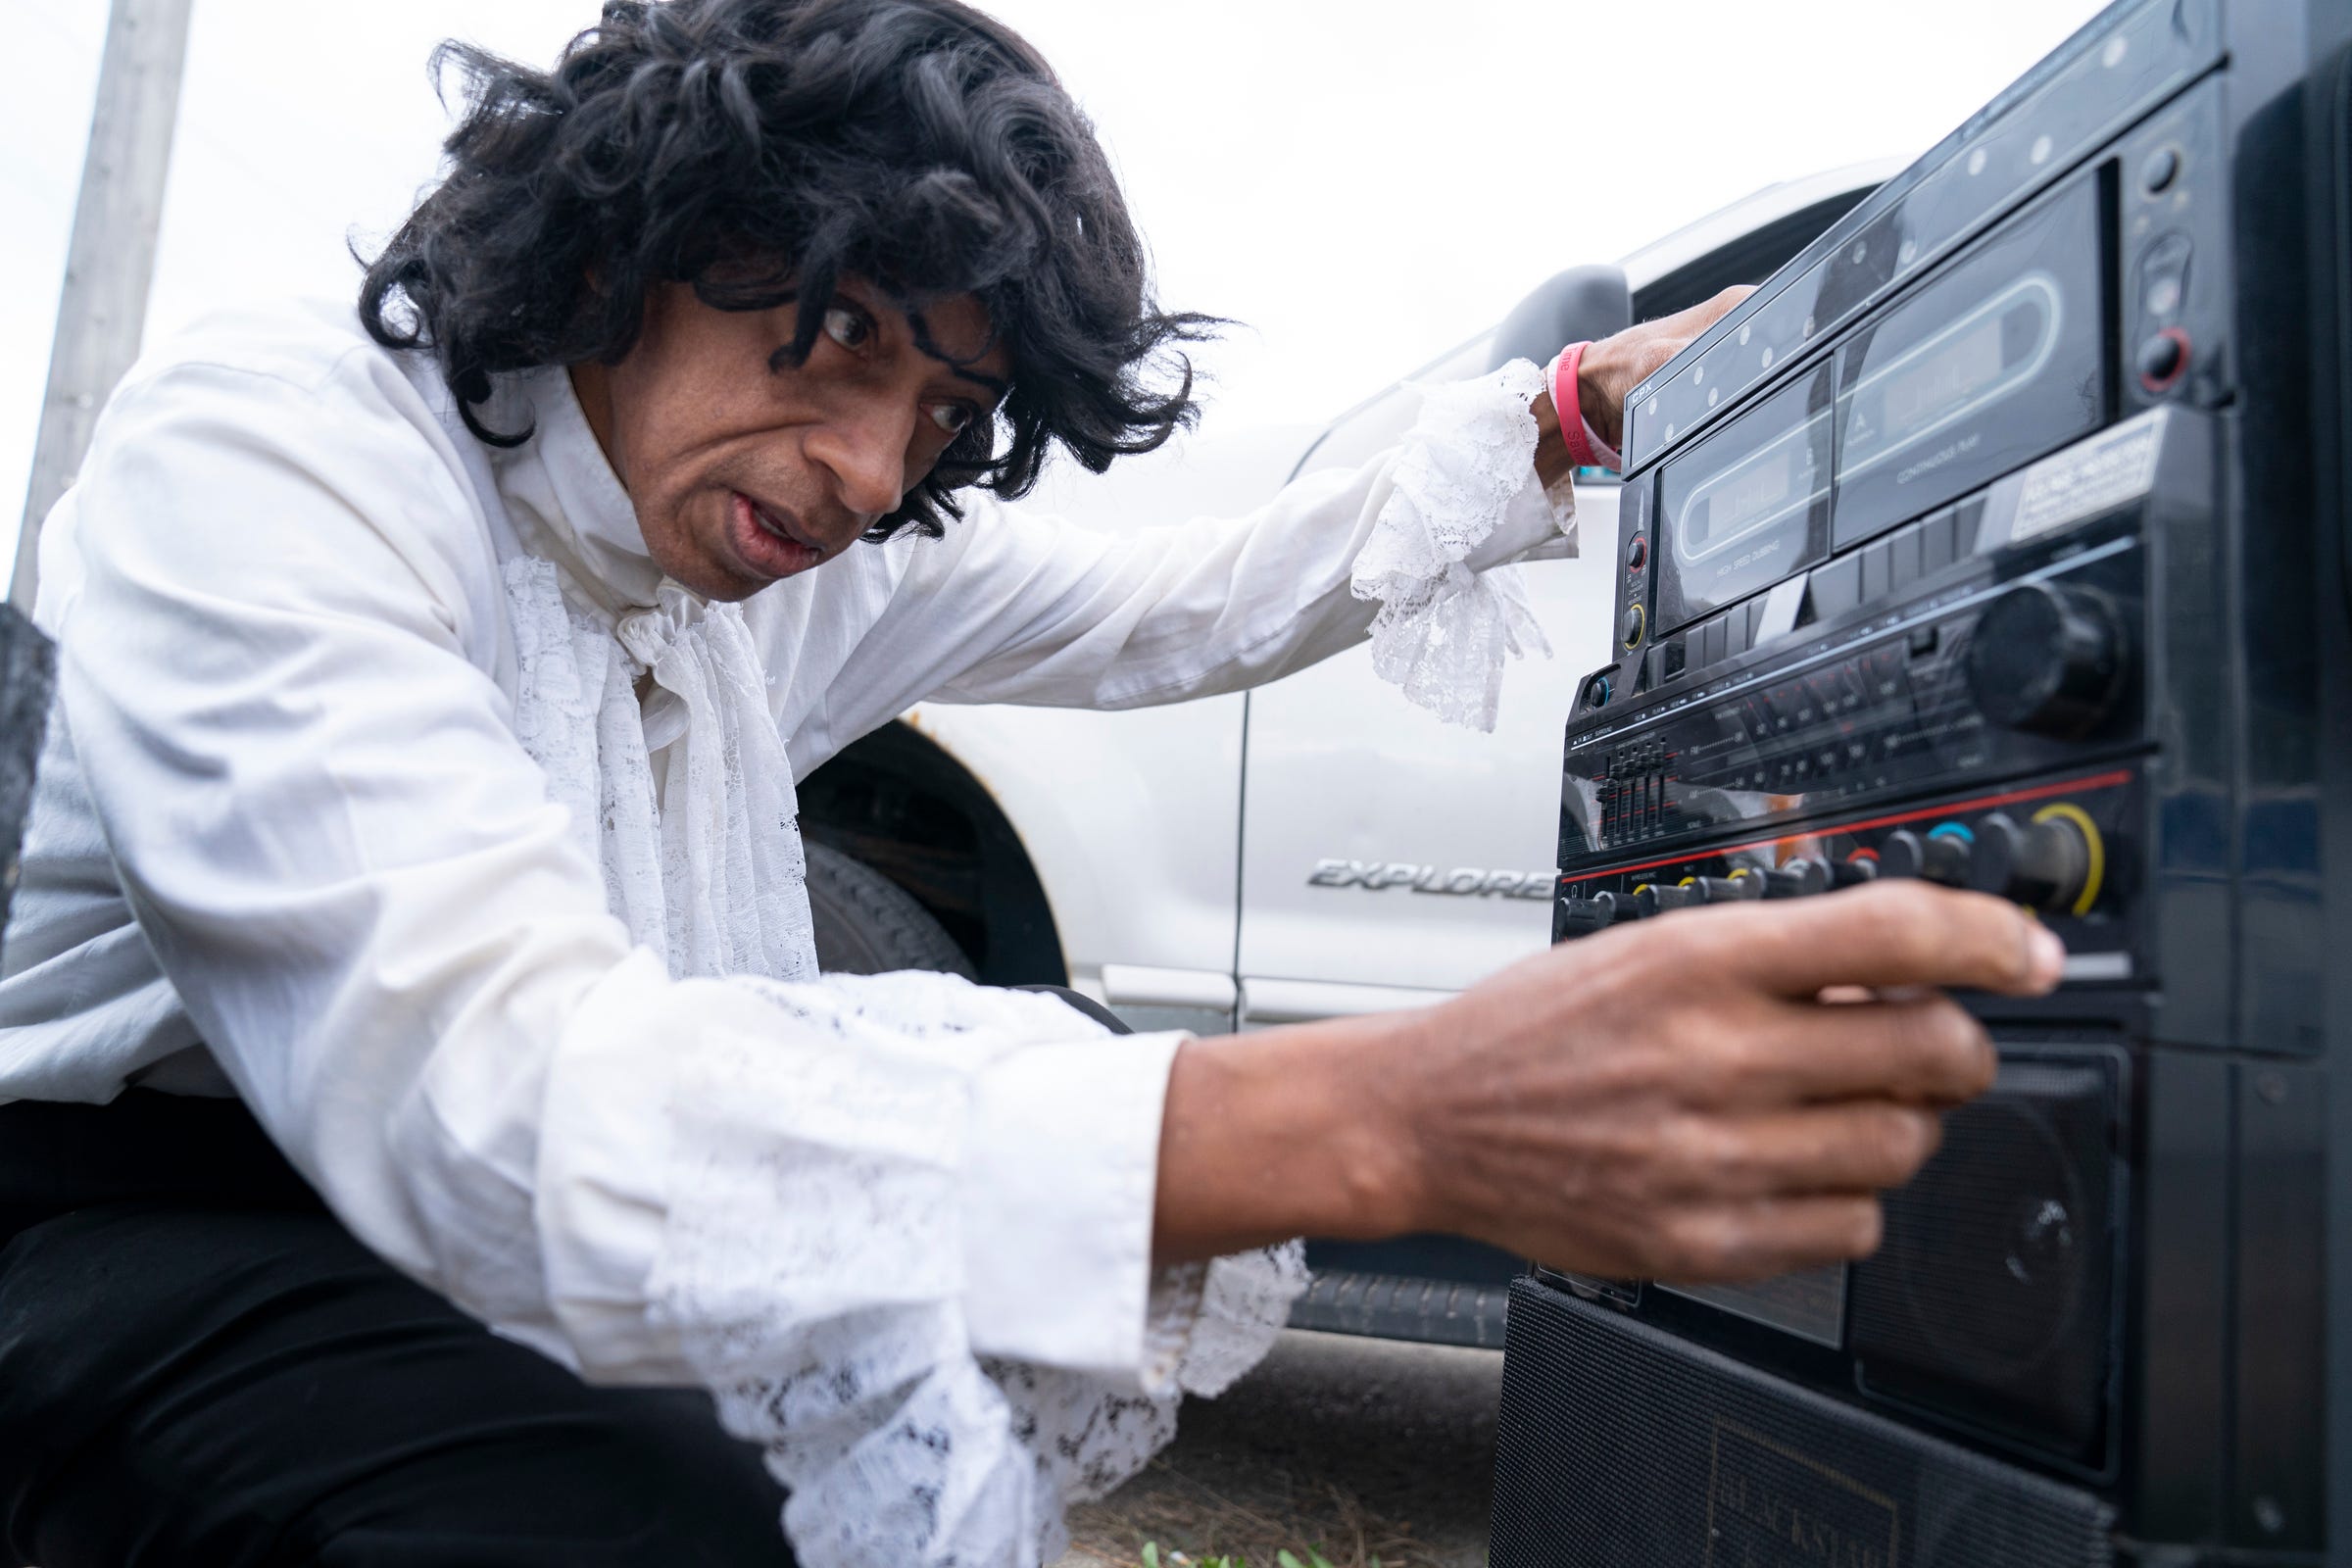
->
xmin=2136 ymin=328 xmax=2190 ymax=391
xmin=1969 ymin=811 xmax=2093 ymax=912
xmin=1881 ymin=830 xmax=1928 ymax=879
xmin=1622 ymin=604 xmax=1647 ymax=648
xmin=1557 ymin=894 xmax=1616 ymax=938
xmin=1923 ymin=832 xmax=1972 ymax=887
xmin=1635 ymin=881 xmax=1698 ymax=917
xmin=1765 ymin=859 xmax=1831 ymax=899
xmin=1693 ymin=874 xmax=1765 ymax=905
xmin=1965 ymin=584 xmax=2128 ymax=739
xmin=1881 ymin=829 xmax=1969 ymax=886
xmin=1830 ymin=856 xmax=1880 ymax=889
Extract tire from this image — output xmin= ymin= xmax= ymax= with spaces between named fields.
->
xmin=805 ymin=841 xmax=977 ymax=978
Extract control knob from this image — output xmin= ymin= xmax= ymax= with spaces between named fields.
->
xmin=1634 ymin=881 xmax=1699 ymax=918
xmin=1968 ymin=811 xmax=2094 ymax=912
xmin=2136 ymin=327 xmax=2191 ymax=393
xmin=1964 ymin=583 xmax=2127 ymax=739
xmin=1557 ymin=892 xmax=1619 ymax=937
xmin=1881 ymin=828 xmax=1972 ymax=887
xmin=1764 ymin=859 xmax=1831 ymax=900
xmin=1693 ymin=874 xmax=1766 ymax=904
xmin=1830 ymin=856 xmax=1880 ymax=890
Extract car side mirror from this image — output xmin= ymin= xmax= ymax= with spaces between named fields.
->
xmin=1489 ymin=265 xmax=1633 ymax=375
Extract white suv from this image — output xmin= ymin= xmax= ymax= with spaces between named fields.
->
xmin=801 ymin=161 xmax=1904 ymax=1344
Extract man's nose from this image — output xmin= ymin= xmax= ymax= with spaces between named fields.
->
xmin=805 ymin=403 xmax=909 ymax=522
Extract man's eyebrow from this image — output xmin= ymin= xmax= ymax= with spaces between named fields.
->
xmin=907 ymin=310 xmax=1010 ymax=398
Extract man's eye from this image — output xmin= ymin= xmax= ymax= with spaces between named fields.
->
xmin=927 ymin=403 xmax=975 ymax=437
xmin=822 ymin=307 xmax=871 ymax=351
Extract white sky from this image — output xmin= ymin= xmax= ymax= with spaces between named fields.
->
xmin=3 ymin=0 xmax=2110 ymax=564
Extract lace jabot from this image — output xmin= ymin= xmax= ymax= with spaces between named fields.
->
xmin=506 ymin=565 xmax=819 ymax=984
xmin=1351 ymin=359 xmax=1576 ymax=731
xmin=503 ymin=557 xmax=1305 ymax=1567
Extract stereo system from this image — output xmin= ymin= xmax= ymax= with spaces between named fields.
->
xmin=1491 ymin=1 xmax=2352 ymax=1562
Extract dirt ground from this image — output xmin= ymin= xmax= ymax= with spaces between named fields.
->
xmin=1053 ymin=1329 xmax=1504 ymax=1568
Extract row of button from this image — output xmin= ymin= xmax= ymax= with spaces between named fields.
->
xmin=1707 ymin=712 xmax=1990 ymax=797
xmin=1558 ymin=808 xmax=2100 ymax=938
xmin=1649 ymin=499 xmax=1986 ymax=694
xmin=1813 ymin=497 xmax=1987 ymax=622
xmin=1557 ymin=858 xmax=1859 ymax=933
xmin=1676 ymin=597 xmax=1771 ymax=678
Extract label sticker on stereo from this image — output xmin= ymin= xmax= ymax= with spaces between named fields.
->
xmin=2009 ymin=412 xmax=2163 ymax=544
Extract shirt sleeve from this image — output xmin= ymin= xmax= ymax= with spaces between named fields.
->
xmin=43 ymin=352 xmax=1261 ymax=1568
xmin=836 ymin=361 xmax=1575 ymax=732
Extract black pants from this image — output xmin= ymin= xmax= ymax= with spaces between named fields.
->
xmin=0 ymin=988 xmax=1125 ymax=1566
xmin=0 ymin=1092 xmax=795 ymax=1567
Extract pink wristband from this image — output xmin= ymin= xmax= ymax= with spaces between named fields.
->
xmin=1554 ymin=342 xmax=1600 ymax=470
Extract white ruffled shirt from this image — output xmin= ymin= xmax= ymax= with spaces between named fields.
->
xmin=0 ymin=300 xmax=1573 ymax=1567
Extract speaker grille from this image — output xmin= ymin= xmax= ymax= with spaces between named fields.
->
xmin=1851 ymin=1058 xmax=2119 ymax=1459
xmin=1491 ymin=1279 xmax=2113 ymax=1567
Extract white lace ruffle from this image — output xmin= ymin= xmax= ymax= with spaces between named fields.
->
xmin=1144 ymin=1245 xmax=1313 ymax=1399
xmin=504 ymin=561 xmax=1304 ymax=1568
xmin=505 ymin=560 xmax=818 ymax=984
xmin=1350 ymin=359 xmax=1573 ymax=731
xmin=650 ymin=971 xmax=1306 ymax=1568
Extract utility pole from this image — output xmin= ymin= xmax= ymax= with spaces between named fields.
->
xmin=11 ymin=0 xmax=196 ymax=612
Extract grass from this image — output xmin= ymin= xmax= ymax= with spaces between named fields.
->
xmin=1055 ymin=1444 xmax=1464 ymax=1568
xmin=1137 ymin=1546 xmax=1378 ymax=1568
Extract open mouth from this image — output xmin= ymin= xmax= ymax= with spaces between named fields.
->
xmin=728 ymin=491 xmax=826 ymax=581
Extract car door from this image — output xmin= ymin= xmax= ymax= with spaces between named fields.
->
xmin=1232 ymin=327 xmax=1624 ymax=1025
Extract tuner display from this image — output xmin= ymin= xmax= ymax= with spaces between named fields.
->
xmin=1656 ymin=364 xmax=1836 ymax=631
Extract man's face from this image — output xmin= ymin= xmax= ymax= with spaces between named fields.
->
xmin=572 ymin=280 xmax=1012 ymax=602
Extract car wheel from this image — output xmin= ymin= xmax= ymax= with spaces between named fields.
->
xmin=805 ymin=840 xmax=977 ymax=978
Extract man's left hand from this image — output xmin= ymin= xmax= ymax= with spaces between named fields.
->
xmin=1531 ymin=286 xmax=1753 ymax=487
xmin=1579 ymin=285 xmax=1756 ymax=453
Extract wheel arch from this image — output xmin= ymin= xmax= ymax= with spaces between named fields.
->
xmin=797 ymin=720 xmax=1067 ymax=987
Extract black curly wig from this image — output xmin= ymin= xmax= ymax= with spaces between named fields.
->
xmin=359 ymin=0 xmax=1214 ymax=539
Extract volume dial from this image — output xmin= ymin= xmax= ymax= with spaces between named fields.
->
xmin=1965 ymin=583 xmax=2127 ymax=739
xmin=1969 ymin=811 xmax=2093 ymax=912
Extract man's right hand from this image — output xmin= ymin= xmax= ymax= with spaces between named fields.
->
xmin=1153 ymin=882 xmax=2064 ymax=1282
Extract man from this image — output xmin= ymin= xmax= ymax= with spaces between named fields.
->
xmin=0 ymin=3 xmax=2062 ymax=1565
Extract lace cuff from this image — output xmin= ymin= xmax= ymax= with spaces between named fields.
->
xmin=1143 ymin=1244 xmax=1311 ymax=1400
xmin=1349 ymin=359 xmax=1578 ymax=731
xmin=541 ymin=968 xmax=1298 ymax=1567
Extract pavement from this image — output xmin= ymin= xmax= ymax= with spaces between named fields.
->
xmin=1054 ymin=1329 xmax=1504 ymax=1568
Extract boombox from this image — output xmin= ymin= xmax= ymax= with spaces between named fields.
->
xmin=1491 ymin=0 xmax=2352 ymax=1562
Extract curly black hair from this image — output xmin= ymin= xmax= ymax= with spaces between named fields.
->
xmin=359 ymin=0 xmax=1214 ymax=538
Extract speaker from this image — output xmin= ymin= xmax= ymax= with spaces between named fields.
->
xmin=1850 ymin=1055 xmax=2123 ymax=1464
xmin=1491 ymin=1279 xmax=2115 ymax=1568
